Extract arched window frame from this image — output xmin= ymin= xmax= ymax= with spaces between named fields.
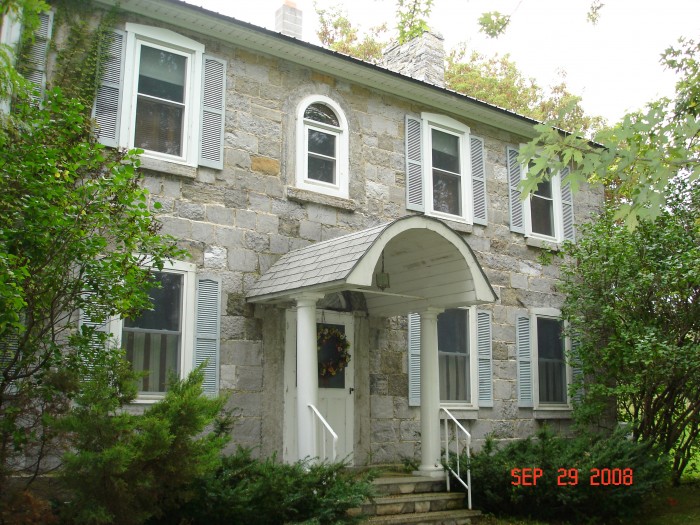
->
xmin=295 ymin=95 xmax=349 ymax=199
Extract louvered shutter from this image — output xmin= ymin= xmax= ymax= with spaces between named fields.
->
xmin=561 ymin=167 xmax=575 ymax=242
xmin=0 ymin=328 xmax=20 ymax=393
xmin=476 ymin=310 xmax=493 ymax=407
xmin=93 ymin=30 xmax=125 ymax=148
xmin=25 ymin=11 xmax=53 ymax=99
xmin=471 ymin=136 xmax=487 ymax=225
xmin=199 ymin=55 xmax=226 ymax=169
xmin=516 ymin=314 xmax=533 ymax=407
xmin=570 ymin=335 xmax=583 ymax=404
xmin=408 ymin=312 xmax=421 ymax=406
xmin=195 ymin=277 xmax=221 ymax=396
xmin=78 ymin=301 xmax=114 ymax=377
xmin=507 ymin=147 xmax=525 ymax=234
xmin=405 ymin=115 xmax=424 ymax=212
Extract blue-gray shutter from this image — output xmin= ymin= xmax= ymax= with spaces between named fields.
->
xmin=405 ymin=115 xmax=424 ymax=212
xmin=408 ymin=312 xmax=421 ymax=406
xmin=570 ymin=335 xmax=583 ymax=404
xmin=25 ymin=10 xmax=53 ymax=99
xmin=471 ymin=136 xmax=487 ymax=225
xmin=507 ymin=147 xmax=525 ymax=234
xmin=199 ymin=55 xmax=226 ymax=169
xmin=561 ymin=167 xmax=575 ymax=242
xmin=93 ymin=30 xmax=125 ymax=148
xmin=516 ymin=314 xmax=533 ymax=407
xmin=195 ymin=277 xmax=221 ymax=396
xmin=476 ymin=310 xmax=493 ymax=406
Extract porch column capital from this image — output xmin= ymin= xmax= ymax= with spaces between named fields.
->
xmin=293 ymin=292 xmax=325 ymax=307
xmin=417 ymin=307 xmax=444 ymax=319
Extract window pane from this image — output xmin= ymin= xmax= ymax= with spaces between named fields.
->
xmin=125 ymin=272 xmax=182 ymax=331
xmin=308 ymin=129 xmax=336 ymax=157
xmin=138 ymin=45 xmax=186 ymax=102
xmin=530 ymin=194 xmax=554 ymax=236
xmin=433 ymin=170 xmax=461 ymax=215
xmin=304 ymin=103 xmax=339 ymax=126
xmin=438 ymin=309 xmax=469 ymax=402
xmin=123 ymin=272 xmax=183 ymax=394
xmin=308 ymin=155 xmax=335 ymax=183
xmin=134 ymin=97 xmax=183 ymax=156
xmin=432 ymin=129 xmax=460 ymax=173
xmin=534 ymin=177 xmax=553 ymax=199
xmin=537 ymin=318 xmax=566 ymax=403
xmin=438 ymin=309 xmax=468 ymax=354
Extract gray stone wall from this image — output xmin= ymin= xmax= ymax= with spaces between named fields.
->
xmin=115 ymin=11 xmax=603 ymax=463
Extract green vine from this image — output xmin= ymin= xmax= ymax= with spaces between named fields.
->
xmin=17 ymin=0 xmax=118 ymax=114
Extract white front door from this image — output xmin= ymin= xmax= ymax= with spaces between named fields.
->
xmin=317 ymin=311 xmax=354 ymax=463
xmin=283 ymin=310 xmax=354 ymax=464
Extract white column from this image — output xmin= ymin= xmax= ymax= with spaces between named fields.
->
xmin=418 ymin=307 xmax=443 ymax=477
xmin=295 ymin=293 xmax=324 ymax=461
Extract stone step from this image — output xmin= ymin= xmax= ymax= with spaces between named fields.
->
xmin=371 ymin=475 xmax=448 ymax=496
xmin=365 ymin=508 xmax=482 ymax=525
xmin=361 ymin=491 xmax=465 ymax=516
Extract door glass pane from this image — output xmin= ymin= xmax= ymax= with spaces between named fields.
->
xmin=123 ymin=272 xmax=183 ymax=393
xmin=317 ymin=323 xmax=347 ymax=389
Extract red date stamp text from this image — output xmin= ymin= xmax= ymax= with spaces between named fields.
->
xmin=511 ymin=467 xmax=634 ymax=486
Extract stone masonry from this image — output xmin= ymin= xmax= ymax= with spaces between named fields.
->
xmin=105 ymin=7 xmax=601 ymax=463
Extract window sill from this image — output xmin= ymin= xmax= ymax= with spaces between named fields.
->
xmin=140 ymin=156 xmax=197 ymax=179
xmin=286 ymin=186 xmax=357 ymax=211
xmin=439 ymin=407 xmax=478 ymax=420
xmin=533 ymin=407 xmax=573 ymax=419
xmin=525 ymin=236 xmax=560 ymax=251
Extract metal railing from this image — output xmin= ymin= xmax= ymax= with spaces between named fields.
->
xmin=309 ymin=404 xmax=338 ymax=462
xmin=440 ymin=407 xmax=472 ymax=510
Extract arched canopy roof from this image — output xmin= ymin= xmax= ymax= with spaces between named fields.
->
xmin=246 ymin=215 xmax=496 ymax=316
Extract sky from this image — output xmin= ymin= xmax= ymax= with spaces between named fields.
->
xmin=186 ymin=0 xmax=700 ymax=124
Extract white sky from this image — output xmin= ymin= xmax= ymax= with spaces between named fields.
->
xmin=187 ymin=0 xmax=700 ymax=124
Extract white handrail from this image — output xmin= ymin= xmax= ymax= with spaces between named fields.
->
xmin=440 ymin=407 xmax=472 ymax=510
xmin=308 ymin=404 xmax=338 ymax=462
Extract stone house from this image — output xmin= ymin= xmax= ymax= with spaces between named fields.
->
xmin=14 ymin=0 xmax=602 ymax=475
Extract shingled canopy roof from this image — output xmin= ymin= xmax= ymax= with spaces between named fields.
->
xmin=247 ymin=215 xmax=496 ymax=317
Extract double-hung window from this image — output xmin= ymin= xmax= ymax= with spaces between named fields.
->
xmin=516 ymin=309 xmax=572 ymax=410
xmin=507 ymin=147 xmax=575 ymax=243
xmin=94 ymin=24 xmax=226 ymax=169
xmin=405 ymin=113 xmax=487 ymax=225
xmin=79 ymin=261 xmax=222 ymax=402
xmin=408 ymin=308 xmax=493 ymax=408
xmin=295 ymin=95 xmax=349 ymax=198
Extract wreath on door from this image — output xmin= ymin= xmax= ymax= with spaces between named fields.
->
xmin=317 ymin=326 xmax=351 ymax=377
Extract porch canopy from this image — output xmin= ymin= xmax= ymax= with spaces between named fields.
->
xmin=246 ymin=215 xmax=496 ymax=473
xmin=247 ymin=215 xmax=496 ymax=314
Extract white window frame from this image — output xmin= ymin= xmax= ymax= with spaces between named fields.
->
xmin=523 ymin=162 xmax=564 ymax=243
xmin=421 ymin=113 xmax=473 ymax=224
xmin=108 ymin=260 xmax=196 ymax=403
xmin=530 ymin=308 xmax=572 ymax=410
xmin=439 ymin=306 xmax=478 ymax=410
xmin=295 ymin=95 xmax=349 ymax=199
xmin=120 ymin=23 xmax=204 ymax=167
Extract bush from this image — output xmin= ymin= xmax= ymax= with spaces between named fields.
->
xmin=164 ymin=447 xmax=376 ymax=525
xmin=465 ymin=427 xmax=668 ymax=523
xmin=57 ymin=364 xmax=231 ymax=525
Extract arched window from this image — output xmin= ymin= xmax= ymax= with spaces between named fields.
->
xmin=296 ymin=95 xmax=349 ymax=198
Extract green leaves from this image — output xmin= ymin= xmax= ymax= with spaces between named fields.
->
xmin=477 ymin=11 xmax=511 ymax=38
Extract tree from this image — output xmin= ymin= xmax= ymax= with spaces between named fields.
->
xmin=558 ymin=177 xmax=700 ymax=485
xmin=521 ymin=38 xmax=700 ymax=226
xmin=315 ymin=5 xmax=603 ymax=135
xmin=0 ymin=0 xmax=183 ymax=493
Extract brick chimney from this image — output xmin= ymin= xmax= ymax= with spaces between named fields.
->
xmin=275 ymin=1 xmax=302 ymax=40
xmin=381 ymin=31 xmax=445 ymax=88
